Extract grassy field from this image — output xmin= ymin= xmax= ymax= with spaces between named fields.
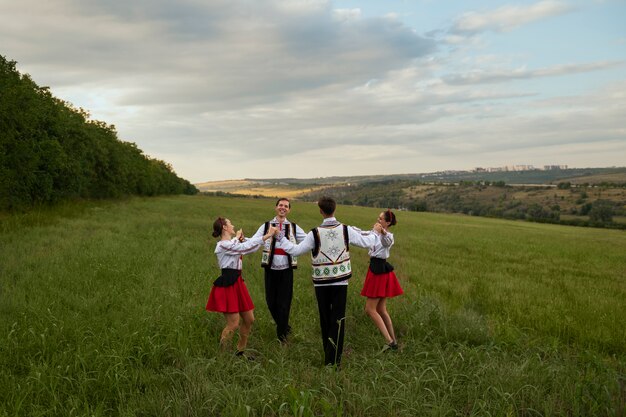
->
xmin=1 ymin=195 xmax=625 ymax=416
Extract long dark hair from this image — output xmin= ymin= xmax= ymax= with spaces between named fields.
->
xmin=212 ymin=217 xmax=226 ymax=238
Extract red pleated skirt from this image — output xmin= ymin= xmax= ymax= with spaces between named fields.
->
xmin=206 ymin=276 xmax=254 ymax=313
xmin=360 ymin=268 xmax=404 ymax=298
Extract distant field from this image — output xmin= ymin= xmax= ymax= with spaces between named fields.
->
xmin=195 ymin=179 xmax=258 ymax=191
xmin=195 ymin=179 xmax=329 ymax=198
xmin=1 ymin=195 xmax=625 ymax=416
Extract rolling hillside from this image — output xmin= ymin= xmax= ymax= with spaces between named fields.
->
xmin=197 ymin=169 xmax=626 ymax=229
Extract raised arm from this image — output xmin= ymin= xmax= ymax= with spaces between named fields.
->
xmin=218 ymin=226 xmax=277 ymax=255
xmin=218 ymin=236 xmax=265 ymax=255
xmin=373 ymin=223 xmax=394 ymax=247
xmin=379 ymin=232 xmax=394 ymax=248
xmin=278 ymin=231 xmax=315 ymax=257
xmin=347 ymin=225 xmax=377 ymax=249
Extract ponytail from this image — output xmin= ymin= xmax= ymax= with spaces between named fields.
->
xmin=212 ymin=217 xmax=225 ymax=238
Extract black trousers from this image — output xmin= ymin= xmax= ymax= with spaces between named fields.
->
xmin=314 ymin=285 xmax=348 ymax=366
xmin=264 ymin=268 xmax=294 ymax=341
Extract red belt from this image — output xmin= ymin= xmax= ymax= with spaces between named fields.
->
xmin=274 ymin=248 xmax=288 ymax=256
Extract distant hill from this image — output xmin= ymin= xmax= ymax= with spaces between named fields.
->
xmin=197 ymin=167 xmax=626 ymax=196
xmin=561 ymin=171 xmax=626 ymax=184
xmin=197 ymin=167 xmax=626 ymax=229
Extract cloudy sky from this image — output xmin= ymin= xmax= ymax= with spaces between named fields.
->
xmin=1 ymin=0 xmax=625 ymax=182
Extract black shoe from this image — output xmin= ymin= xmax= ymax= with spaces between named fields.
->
xmin=278 ymin=325 xmax=292 ymax=344
xmin=380 ymin=341 xmax=398 ymax=353
xmin=235 ymin=350 xmax=255 ymax=361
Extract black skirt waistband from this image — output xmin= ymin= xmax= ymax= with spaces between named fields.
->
xmin=369 ymin=257 xmax=394 ymax=274
xmin=213 ymin=268 xmax=241 ymax=287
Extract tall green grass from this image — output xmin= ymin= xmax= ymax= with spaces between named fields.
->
xmin=1 ymin=195 xmax=625 ymax=416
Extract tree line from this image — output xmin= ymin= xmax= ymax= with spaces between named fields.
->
xmin=0 ymin=55 xmax=197 ymax=211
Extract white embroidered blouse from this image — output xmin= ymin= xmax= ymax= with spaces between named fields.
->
xmin=367 ymin=229 xmax=394 ymax=259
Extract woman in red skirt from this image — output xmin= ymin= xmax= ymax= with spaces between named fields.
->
xmin=207 ymin=217 xmax=277 ymax=357
xmin=361 ymin=209 xmax=403 ymax=351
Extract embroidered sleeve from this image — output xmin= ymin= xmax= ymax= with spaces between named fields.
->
xmin=380 ymin=232 xmax=394 ymax=248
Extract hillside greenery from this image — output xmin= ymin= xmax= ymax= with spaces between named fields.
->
xmin=1 ymin=195 xmax=625 ymax=416
xmin=0 ymin=55 xmax=197 ymax=212
xmin=250 ymin=167 xmax=626 ymax=186
xmin=200 ymin=169 xmax=626 ymax=229
xmin=298 ymin=179 xmax=626 ymax=229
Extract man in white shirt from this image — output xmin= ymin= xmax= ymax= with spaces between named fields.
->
xmin=252 ymin=198 xmax=306 ymax=342
xmin=278 ymin=197 xmax=375 ymax=366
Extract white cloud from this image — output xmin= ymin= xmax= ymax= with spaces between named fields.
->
xmin=332 ymin=8 xmax=362 ymax=21
xmin=443 ymin=61 xmax=624 ymax=85
xmin=1 ymin=0 xmax=624 ymax=182
xmin=451 ymin=0 xmax=573 ymax=34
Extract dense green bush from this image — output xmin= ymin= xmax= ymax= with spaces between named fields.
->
xmin=0 ymin=55 xmax=197 ymax=211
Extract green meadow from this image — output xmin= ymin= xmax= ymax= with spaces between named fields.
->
xmin=1 ymin=195 xmax=625 ymax=416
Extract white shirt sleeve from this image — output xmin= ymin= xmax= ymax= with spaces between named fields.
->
xmin=279 ymin=232 xmax=315 ymax=256
xmin=216 ymin=236 xmax=264 ymax=255
xmin=294 ymin=224 xmax=308 ymax=243
xmin=380 ymin=231 xmax=394 ymax=248
xmin=347 ymin=225 xmax=376 ymax=249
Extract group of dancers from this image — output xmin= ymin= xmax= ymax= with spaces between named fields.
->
xmin=206 ymin=196 xmax=403 ymax=366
